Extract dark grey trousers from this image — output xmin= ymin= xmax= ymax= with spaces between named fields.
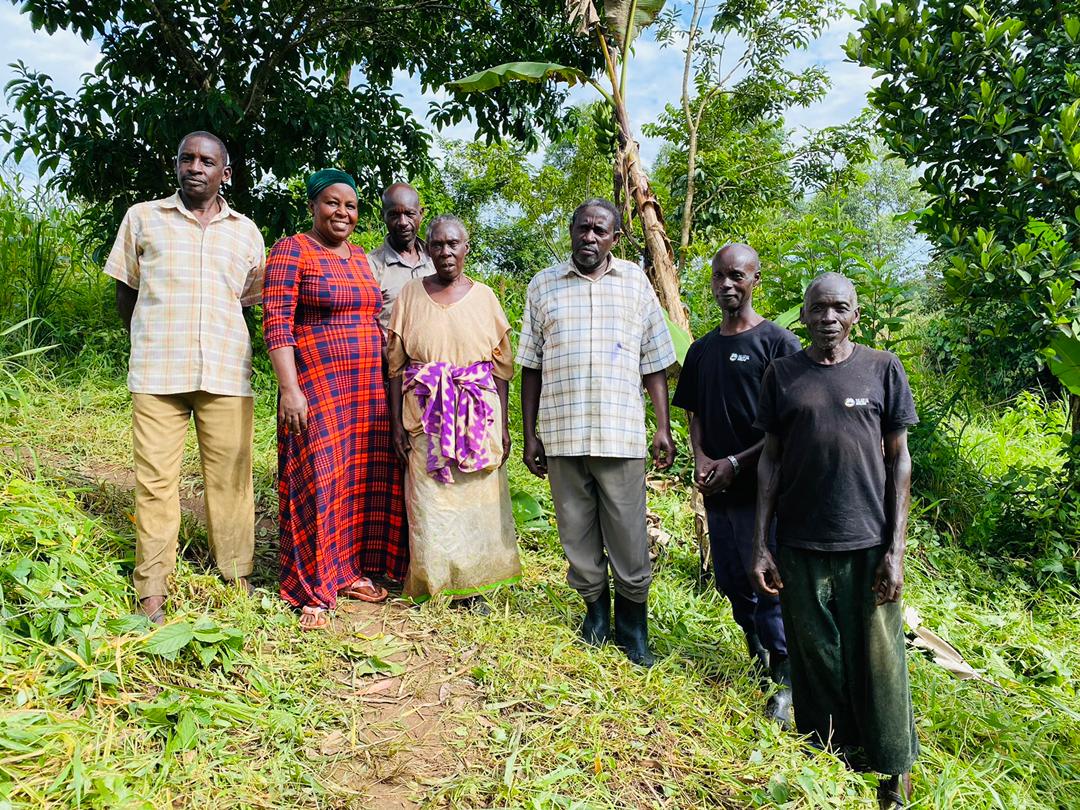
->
xmin=547 ymin=456 xmax=651 ymax=603
xmin=778 ymin=544 xmax=919 ymax=775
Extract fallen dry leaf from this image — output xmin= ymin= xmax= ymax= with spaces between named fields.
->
xmin=319 ymin=729 xmax=349 ymax=756
xmin=904 ymin=607 xmax=996 ymax=685
xmin=359 ymin=677 xmax=400 ymax=696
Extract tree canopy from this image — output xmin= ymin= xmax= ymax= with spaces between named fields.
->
xmin=848 ymin=0 xmax=1080 ymax=401
xmin=2 ymin=0 xmax=601 ymax=238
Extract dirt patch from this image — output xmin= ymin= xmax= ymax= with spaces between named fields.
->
xmin=8 ymin=447 xmax=476 ymax=809
xmin=319 ymin=600 xmax=482 ymax=808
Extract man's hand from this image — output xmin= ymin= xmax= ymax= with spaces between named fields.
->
xmin=651 ymin=428 xmax=675 ymax=471
xmin=873 ymin=548 xmax=904 ymax=605
xmin=751 ymin=546 xmax=784 ymax=596
xmin=278 ymin=387 xmax=308 ymax=434
xmin=523 ymin=433 xmax=547 ymax=479
xmin=391 ymin=421 xmax=411 ymax=465
xmin=695 ymin=455 xmax=734 ymax=496
xmin=501 ymin=428 xmax=512 ymax=467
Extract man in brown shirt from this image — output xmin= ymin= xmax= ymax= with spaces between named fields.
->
xmin=366 ymin=182 xmax=435 ymax=333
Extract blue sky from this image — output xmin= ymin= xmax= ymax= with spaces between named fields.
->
xmin=0 ymin=2 xmax=873 ymax=175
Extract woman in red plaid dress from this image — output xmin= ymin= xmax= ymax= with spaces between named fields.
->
xmin=263 ymin=169 xmax=407 ymax=630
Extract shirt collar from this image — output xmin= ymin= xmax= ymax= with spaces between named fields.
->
xmin=564 ymin=252 xmax=617 ymax=280
xmin=380 ymin=236 xmax=429 ymax=267
xmin=160 ymin=190 xmax=237 ymax=224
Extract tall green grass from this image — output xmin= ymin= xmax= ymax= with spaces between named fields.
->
xmin=0 ymin=461 xmax=449 ymax=808
xmin=0 ymin=173 xmax=1077 ymax=807
xmin=2 ymin=362 xmax=1077 ymax=808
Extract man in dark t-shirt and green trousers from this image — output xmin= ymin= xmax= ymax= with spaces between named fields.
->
xmin=751 ymin=272 xmax=918 ymax=810
xmin=672 ymin=244 xmax=800 ymax=725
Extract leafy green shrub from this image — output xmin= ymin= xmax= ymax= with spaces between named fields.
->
xmin=908 ymin=367 xmax=1079 ymax=583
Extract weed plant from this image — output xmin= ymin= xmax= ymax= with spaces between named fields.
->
xmin=0 ymin=179 xmax=1077 ymax=807
xmin=3 ymin=360 xmax=1079 ymax=808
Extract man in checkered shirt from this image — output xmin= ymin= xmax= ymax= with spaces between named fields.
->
xmin=517 ymin=199 xmax=677 ymax=667
xmin=105 ymin=131 xmax=265 ymax=624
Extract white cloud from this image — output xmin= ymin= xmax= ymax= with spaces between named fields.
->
xmin=1 ymin=3 xmax=873 ymax=179
xmin=0 ymin=4 xmax=101 ymax=178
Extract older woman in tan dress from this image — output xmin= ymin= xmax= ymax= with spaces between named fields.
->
xmin=387 ymin=215 xmax=521 ymax=605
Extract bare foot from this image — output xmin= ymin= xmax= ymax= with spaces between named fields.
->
xmin=299 ymin=605 xmax=329 ymax=631
xmin=139 ymin=595 xmax=166 ymax=625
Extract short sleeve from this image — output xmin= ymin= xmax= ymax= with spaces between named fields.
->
xmin=883 ymin=354 xmax=918 ymax=433
xmin=386 ymin=332 xmax=409 ymax=378
xmin=515 ymin=279 xmax=544 ymax=370
xmin=104 ymin=208 xmax=140 ymax=289
xmin=772 ymin=327 xmax=802 ymax=361
xmin=239 ymin=226 xmax=266 ymax=307
xmin=487 ymin=289 xmax=514 ymax=381
xmin=670 ymin=338 xmax=702 ymax=412
xmin=367 ymin=247 xmax=386 ymax=286
xmin=753 ymin=363 xmax=782 ymax=435
xmin=639 ymin=287 xmax=677 ymax=375
xmin=385 ymin=280 xmax=411 ymax=378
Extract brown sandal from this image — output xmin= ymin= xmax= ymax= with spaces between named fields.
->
xmin=338 ymin=577 xmax=388 ymax=603
xmin=299 ymin=605 xmax=330 ymax=631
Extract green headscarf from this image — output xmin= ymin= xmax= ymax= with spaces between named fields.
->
xmin=306 ymin=168 xmax=358 ymax=200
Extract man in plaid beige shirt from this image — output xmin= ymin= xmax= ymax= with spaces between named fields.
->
xmin=105 ymin=131 xmax=265 ymax=623
xmin=518 ymin=199 xmax=676 ymax=667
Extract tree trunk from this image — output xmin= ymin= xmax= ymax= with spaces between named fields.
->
xmin=678 ymin=0 xmax=705 ymax=275
xmin=620 ymin=142 xmax=689 ymax=331
xmin=598 ymin=31 xmax=690 ymax=333
xmin=679 ymin=125 xmax=698 ymax=276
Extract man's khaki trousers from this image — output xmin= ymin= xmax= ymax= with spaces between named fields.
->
xmin=131 ymin=391 xmax=255 ymax=599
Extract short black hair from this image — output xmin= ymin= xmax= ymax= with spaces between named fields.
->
xmin=713 ymin=243 xmax=760 ymax=273
xmin=381 ymin=182 xmax=421 ymax=211
xmin=570 ymin=198 xmax=621 ymax=232
xmin=804 ymin=272 xmax=858 ymax=305
xmin=177 ymin=131 xmax=229 ymax=166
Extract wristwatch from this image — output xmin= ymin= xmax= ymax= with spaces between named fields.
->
xmin=726 ymin=455 xmax=740 ymax=476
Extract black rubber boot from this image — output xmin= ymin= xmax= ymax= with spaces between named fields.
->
xmin=613 ymin=591 xmax=655 ymax=667
xmin=766 ymin=655 xmax=794 ymax=728
xmin=580 ymin=583 xmax=611 ymax=646
xmin=744 ymin=630 xmax=770 ymax=686
xmin=877 ymin=773 xmax=911 ymax=809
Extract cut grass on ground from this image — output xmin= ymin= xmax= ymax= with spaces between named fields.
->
xmin=2 ymin=365 xmax=1078 ymax=808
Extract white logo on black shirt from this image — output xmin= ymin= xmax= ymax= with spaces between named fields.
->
xmin=729 ymin=353 xmax=750 ymax=362
xmin=844 ymin=397 xmax=870 ymax=407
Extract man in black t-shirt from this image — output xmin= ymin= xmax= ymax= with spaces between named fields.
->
xmin=751 ymin=273 xmax=918 ymax=810
xmin=672 ymin=244 xmax=801 ymax=725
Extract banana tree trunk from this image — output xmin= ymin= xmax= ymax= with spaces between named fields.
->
xmin=604 ymin=78 xmax=689 ymax=331
xmin=622 ymin=146 xmax=689 ymax=331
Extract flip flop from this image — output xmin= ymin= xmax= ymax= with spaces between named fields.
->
xmin=299 ymin=605 xmax=330 ymax=631
xmin=339 ymin=577 xmax=388 ymax=603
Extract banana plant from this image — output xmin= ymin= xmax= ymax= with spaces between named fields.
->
xmin=447 ymin=0 xmax=690 ymax=334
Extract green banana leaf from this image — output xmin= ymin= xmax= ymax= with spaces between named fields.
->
xmin=664 ymin=308 xmax=692 ymax=365
xmin=603 ymin=0 xmax=667 ymax=50
xmin=774 ymin=304 xmax=801 ymax=330
xmin=447 ymin=62 xmax=589 ymax=93
xmin=1048 ymin=333 xmax=1080 ymax=396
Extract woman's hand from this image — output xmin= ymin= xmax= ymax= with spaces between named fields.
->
xmin=278 ymin=387 xmax=308 ymax=434
xmin=501 ymin=427 xmax=512 ymax=467
xmin=392 ymin=421 xmax=411 ymax=464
